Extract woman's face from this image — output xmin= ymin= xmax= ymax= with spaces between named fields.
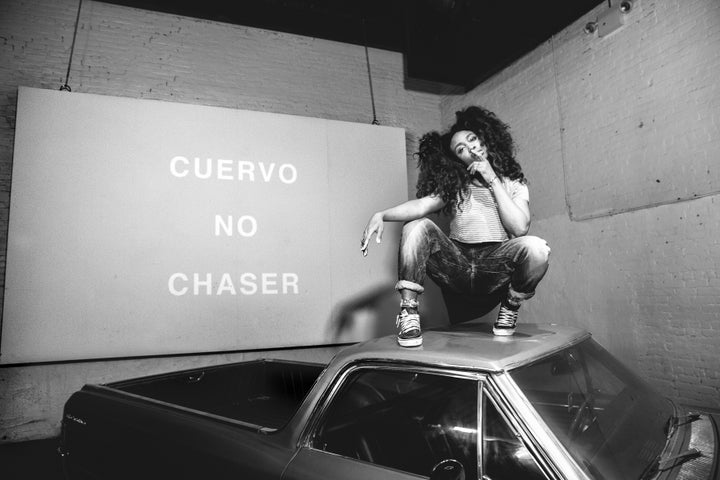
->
xmin=450 ymin=130 xmax=487 ymax=166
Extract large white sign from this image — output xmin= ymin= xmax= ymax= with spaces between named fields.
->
xmin=1 ymin=87 xmax=407 ymax=364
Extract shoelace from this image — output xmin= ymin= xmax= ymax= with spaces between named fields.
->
xmin=396 ymin=310 xmax=421 ymax=334
xmin=496 ymin=307 xmax=518 ymax=328
xmin=400 ymin=298 xmax=419 ymax=309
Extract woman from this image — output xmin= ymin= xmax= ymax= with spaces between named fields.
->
xmin=360 ymin=106 xmax=550 ymax=347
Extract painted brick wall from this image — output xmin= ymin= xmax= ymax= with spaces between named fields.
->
xmin=0 ymin=0 xmax=445 ymax=441
xmin=442 ymin=0 xmax=720 ymax=409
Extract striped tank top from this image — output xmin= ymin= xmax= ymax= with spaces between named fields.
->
xmin=449 ymin=178 xmax=529 ymax=243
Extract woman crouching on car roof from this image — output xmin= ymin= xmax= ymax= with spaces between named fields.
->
xmin=361 ymin=105 xmax=550 ymax=347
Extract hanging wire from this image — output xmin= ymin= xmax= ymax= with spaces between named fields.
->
xmin=549 ymin=34 xmax=574 ymax=221
xmin=362 ymin=18 xmax=380 ymax=125
xmin=60 ymin=0 xmax=84 ymax=92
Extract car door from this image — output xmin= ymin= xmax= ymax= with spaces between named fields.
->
xmin=282 ymin=364 xmax=480 ymax=480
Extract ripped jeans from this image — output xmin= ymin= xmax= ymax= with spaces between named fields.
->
xmin=395 ymin=218 xmax=550 ymax=323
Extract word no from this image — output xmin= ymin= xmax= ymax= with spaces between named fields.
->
xmin=215 ymin=215 xmax=257 ymax=237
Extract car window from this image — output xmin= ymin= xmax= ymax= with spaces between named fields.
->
xmin=311 ymin=368 xmax=478 ymax=477
xmin=483 ymin=395 xmax=548 ymax=479
xmin=510 ymin=339 xmax=671 ymax=480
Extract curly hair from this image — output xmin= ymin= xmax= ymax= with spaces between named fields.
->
xmin=415 ymin=106 xmax=525 ymax=214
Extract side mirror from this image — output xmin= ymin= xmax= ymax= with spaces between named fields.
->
xmin=430 ymin=459 xmax=465 ymax=480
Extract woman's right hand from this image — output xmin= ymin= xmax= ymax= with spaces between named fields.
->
xmin=360 ymin=212 xmax=384 ymax=257
xmin=467 ymin=151 xmax=497 ymax=184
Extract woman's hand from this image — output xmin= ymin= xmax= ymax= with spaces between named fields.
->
xmin=359 ymin=196 xmax=446 ymax=257
xmin=360 ymin=212 xmax=384 ymax=257
xmin=466 ymin=152 xmax=498 ymax=185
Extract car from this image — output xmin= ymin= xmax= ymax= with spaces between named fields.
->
xmin=59 ymin=322 xmax=720 ymax=479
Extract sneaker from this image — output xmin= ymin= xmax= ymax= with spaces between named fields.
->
xmin=396 ymin=308 xmax=422 ymax=347
xmin=493 ymin=305 xmax=519 ymax=336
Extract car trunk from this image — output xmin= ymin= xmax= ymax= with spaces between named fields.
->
xmin=107 ymin=359 xmax=325 ymax=429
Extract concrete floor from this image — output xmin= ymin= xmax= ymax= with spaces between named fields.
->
xmin=0 ymin=438 xmax=65 ymax=479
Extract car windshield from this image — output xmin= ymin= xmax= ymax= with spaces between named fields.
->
xmin=510 ymin=338 xmax=673 ymax=480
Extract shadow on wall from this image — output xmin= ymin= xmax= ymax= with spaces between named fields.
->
xmin=328 ymin=280 xmax=500 ymax=343
xmin=329 ymin=283 xmax=401 ymax=342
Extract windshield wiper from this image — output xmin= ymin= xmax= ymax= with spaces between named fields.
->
xmin=641 ymin=413 xmax=704 ymax=480
xmin=640 ymin=448 xmax=703 ymax=479
xmin=665 ymin=412 xmax=701 ymax=438
xmin=658 ymin=449 xmax=703 ymax=471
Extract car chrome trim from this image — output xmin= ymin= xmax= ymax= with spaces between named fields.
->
xmin=482 ymin=380 xmax=561 ymax=480
xmin=85 ymin=384 xmax=277 ymax=433
xmin=477 ymin=380 xmax=484 ymax=480
xmin=64 ymin=413 xmax=87 ymax=426
xmin=491 ymin=373 xmax=592 ymax=480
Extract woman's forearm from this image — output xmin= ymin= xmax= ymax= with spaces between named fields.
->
xmin=360 ymin=195 xmax=445 ymax=256
xmin=378 ymin=196 xmax=444 ymax=222
xmin=490 ymin=179 xmax=530 ymax=236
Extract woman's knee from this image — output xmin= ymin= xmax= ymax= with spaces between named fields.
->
xmin=402 ymin=217 xmax=435 ymax=233
xmin=518 ymin=236 xmax=551 ymax=265
xmin=401 ymin=218 xmax=439 ymax=242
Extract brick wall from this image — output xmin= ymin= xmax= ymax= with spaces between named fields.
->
xmin=0 ymin=0 xmax=444 ymax=441
xmin=442 ymin=0 xmax=720 ymax=408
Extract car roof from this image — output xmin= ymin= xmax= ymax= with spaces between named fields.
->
xmin=332 ymin=322 xmax=591 ymax=373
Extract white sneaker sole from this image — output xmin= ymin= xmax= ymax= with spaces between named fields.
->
xmin=493 ymin=327 xmax=516 ymax=336
xmin=398 ymin=336 xmax=423 ymax=347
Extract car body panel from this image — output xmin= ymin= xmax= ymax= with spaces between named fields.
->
xmin=59 ymin=323 xmax=717 ymax=480
xmin=283 ymin=448 xmax=426 ymax=480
